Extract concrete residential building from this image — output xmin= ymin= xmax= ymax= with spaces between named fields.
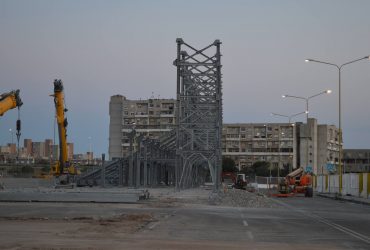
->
xmin=222 ymin=123 xmax=297 ymax=171
xmin=343 ymin=149 xmax=370 ymax=173
xmin=222 ymin=118 xmax=340 ymax=175
xmin=317 ymin=123 xmax=340 ymax=174
xmin=109 ymin=95 xmax=176 ymax=160
xmin=44 ymin=139 xmax=53 ymax=159
xmin=24 ymin=139 xmax=32 ymax=155
xmin=31 ymin=142 xmax=45 ymax=159
xmin=51 ymin=145 xmax=59 ymax=161
xmin=67 ymin=143 xmax=74 ymax=160
xmin=108 ymin=94 xmax=341 ymax=175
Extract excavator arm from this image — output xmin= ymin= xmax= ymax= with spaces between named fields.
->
xmin=0 ymin=89 xmax=22 ymax=116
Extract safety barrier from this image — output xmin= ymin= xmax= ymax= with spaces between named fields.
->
xmin=316 ymin=173 xmax=370 ymax=199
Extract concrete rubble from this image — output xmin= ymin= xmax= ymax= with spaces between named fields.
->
xmin=214 ymin=188 xmax=277 ymax=208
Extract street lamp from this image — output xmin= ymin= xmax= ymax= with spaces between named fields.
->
xmin=9 ymin=128 xmax=14 ymax=144
xmin=271 ymin=111 xmax=309 ymax=124
xmin=305 ymin=56 xmax=370 ymax=192
xmin=282 ymin=91 xmax=331 ymax=175
xmin=282 ymin=89 xmax=332 ymax=123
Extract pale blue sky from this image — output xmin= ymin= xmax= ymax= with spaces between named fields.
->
xmin=1 ymin=0 xmax=370 ymax=156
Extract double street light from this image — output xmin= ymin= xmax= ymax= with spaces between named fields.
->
xmin=281 ymin=90 xmax=331 ymax=175
xmin=305 ymin=56 xmax=370 ymax=192
xmin=271 ymin=110 xmax=308 ymax=124
xmin=282 ymin=89 xmax=332 ymax=123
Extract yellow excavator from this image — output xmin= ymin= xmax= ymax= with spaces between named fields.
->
xmin=50 ymin=79 xmax=78 ymax=183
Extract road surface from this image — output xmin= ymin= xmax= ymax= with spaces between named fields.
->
xmin=0 ymin=190 xmax=369 ymax=249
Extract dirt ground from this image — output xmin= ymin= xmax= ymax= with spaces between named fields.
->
xmin=0 ymin=187 xmax=277 ymax=250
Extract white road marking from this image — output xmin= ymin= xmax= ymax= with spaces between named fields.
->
xmin=273 ymin=199 xmax=370 ymax=245
xmin=246 ymin=231 xmax=254 ymax=240
xmin=308 ymin=213 xmax=370 ymax=245
xmin=243 ymin=220 xmax=249 ymax=226
xmin=148 ymin=222 xmax=159 ymax=230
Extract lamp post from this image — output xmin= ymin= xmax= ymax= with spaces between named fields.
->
xmin=9 ymin=128 xmax=14 ymax=144
xmin=282 ymin=89 xmax=332 ymax=123
xmin=305 ymin=56 xmax=370 ymax=192
xmin=282 ymin=90 xmax=332 ymax=176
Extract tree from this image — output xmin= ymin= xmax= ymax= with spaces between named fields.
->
xmin=222 ymin=157 xmax=238 ymax=172
xmin=252 ymin=161 xmax=271 ymax=177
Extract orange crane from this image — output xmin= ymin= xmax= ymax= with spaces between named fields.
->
xmin=50 ymin=80 xmax=77 ymax=183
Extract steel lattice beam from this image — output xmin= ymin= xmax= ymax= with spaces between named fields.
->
xmin=174 ymin=38 xmax=223 ymax=191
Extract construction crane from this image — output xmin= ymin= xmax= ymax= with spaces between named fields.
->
xmin=0 ymin=89 xmax=22 ymax=116
xmin=0 ymin=89 xmax=23 ymax=152
xmin=50 ymin=79 xmax=77 ymax=183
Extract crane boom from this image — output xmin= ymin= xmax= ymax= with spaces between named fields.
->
xmin=0 ymin=89 xmax=22 ymax=116
xmin=51 ymin=79 xmax=77 ymax=177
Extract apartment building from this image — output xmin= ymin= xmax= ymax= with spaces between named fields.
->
xmin=24 ymin=139 xmax=32 ymax=155
xmin=222 ymin=123 xmax=297 ymax=171
xmin=223 ymin=118 xmax=340 ymax=175
xmin=343 ymin=149 xmax=370 ymax=173
xmin=31 ymin=142 xmax=45 ymax=159
xmin=44 ymin=139 xmax=53 ymax=159
xmin=316 ymin=124 xmax=340 ymax=174
xmin=67 ymin=143 xmax=74 ymax=160
xmin=109 ymin=95 xmax=176 ymax=160
xmin=108 ymin=94 xmax=342 ymax=174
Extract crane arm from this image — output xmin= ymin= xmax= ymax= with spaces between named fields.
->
xmin=51 ymin=79 xmax=77 ymax=178
xmin=0 ymin=89 xmax=23 ymax=116
xmin=52 ymin=79 xmax=68 ymax=175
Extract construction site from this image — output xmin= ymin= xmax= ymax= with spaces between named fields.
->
xmin=1 ymin=38 xmax=370 ymax=249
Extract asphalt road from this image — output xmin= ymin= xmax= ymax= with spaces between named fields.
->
xmin=0 ymin=194 xmax=369 ymax=249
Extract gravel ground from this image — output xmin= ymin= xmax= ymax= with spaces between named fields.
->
xmin=146 ymin=186 xmax=277 ymax=208
xmin=212 ymin=188 xmax=277 ymax=208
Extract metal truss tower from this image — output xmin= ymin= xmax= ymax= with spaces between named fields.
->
xmin=174 ymin=38 xmax=223 ymax=191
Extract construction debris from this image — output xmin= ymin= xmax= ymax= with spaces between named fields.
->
xmin=210 ymin=188 xmax=277 ymax=208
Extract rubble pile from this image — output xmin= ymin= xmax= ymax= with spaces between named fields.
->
xmin=212 ymin=188 xmax=277 ymax=208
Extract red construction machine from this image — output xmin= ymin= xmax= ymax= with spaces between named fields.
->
xmin=278 ymin=167 xmax=313 ymax=197
xmin=221 ymin=172 xmax=247 ymax=190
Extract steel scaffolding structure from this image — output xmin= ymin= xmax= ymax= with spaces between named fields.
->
xmin=78 ymin=38 xmax=222 ymax=190
xmin=174 ymin=38 xmax=223 ymax=190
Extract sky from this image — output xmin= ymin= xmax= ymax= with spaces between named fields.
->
xmin=1 ymin=0 xmax=370 ymax=157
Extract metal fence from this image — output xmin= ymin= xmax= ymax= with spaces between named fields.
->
xmin=247 ymin=176 xmax=285 ymax=189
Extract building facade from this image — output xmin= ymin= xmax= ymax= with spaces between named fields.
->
xmin=44 ymin=139 xmax=53 ymax=159
xmin=109 ymin=95 xmax=176 ymax=160
xmin=316 ymin=123 xmax=340 ymax=174
xmin=222 ymin=119 xmax=340 ymax=175
xmin=108 ymin=95 xmax=343 ymax=175
xmin=222 ymin=123 xmax=297 ymax=171
xmin=343 ymin=149 xmax=370 ymax=173
xmin=24 ymin=139 xmax=32 ymax=155
xmin=31 ymin=142 xmax=45 ymax=159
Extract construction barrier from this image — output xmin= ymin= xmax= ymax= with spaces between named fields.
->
xmin=316 ymin=173 xmax=370 ymax=199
